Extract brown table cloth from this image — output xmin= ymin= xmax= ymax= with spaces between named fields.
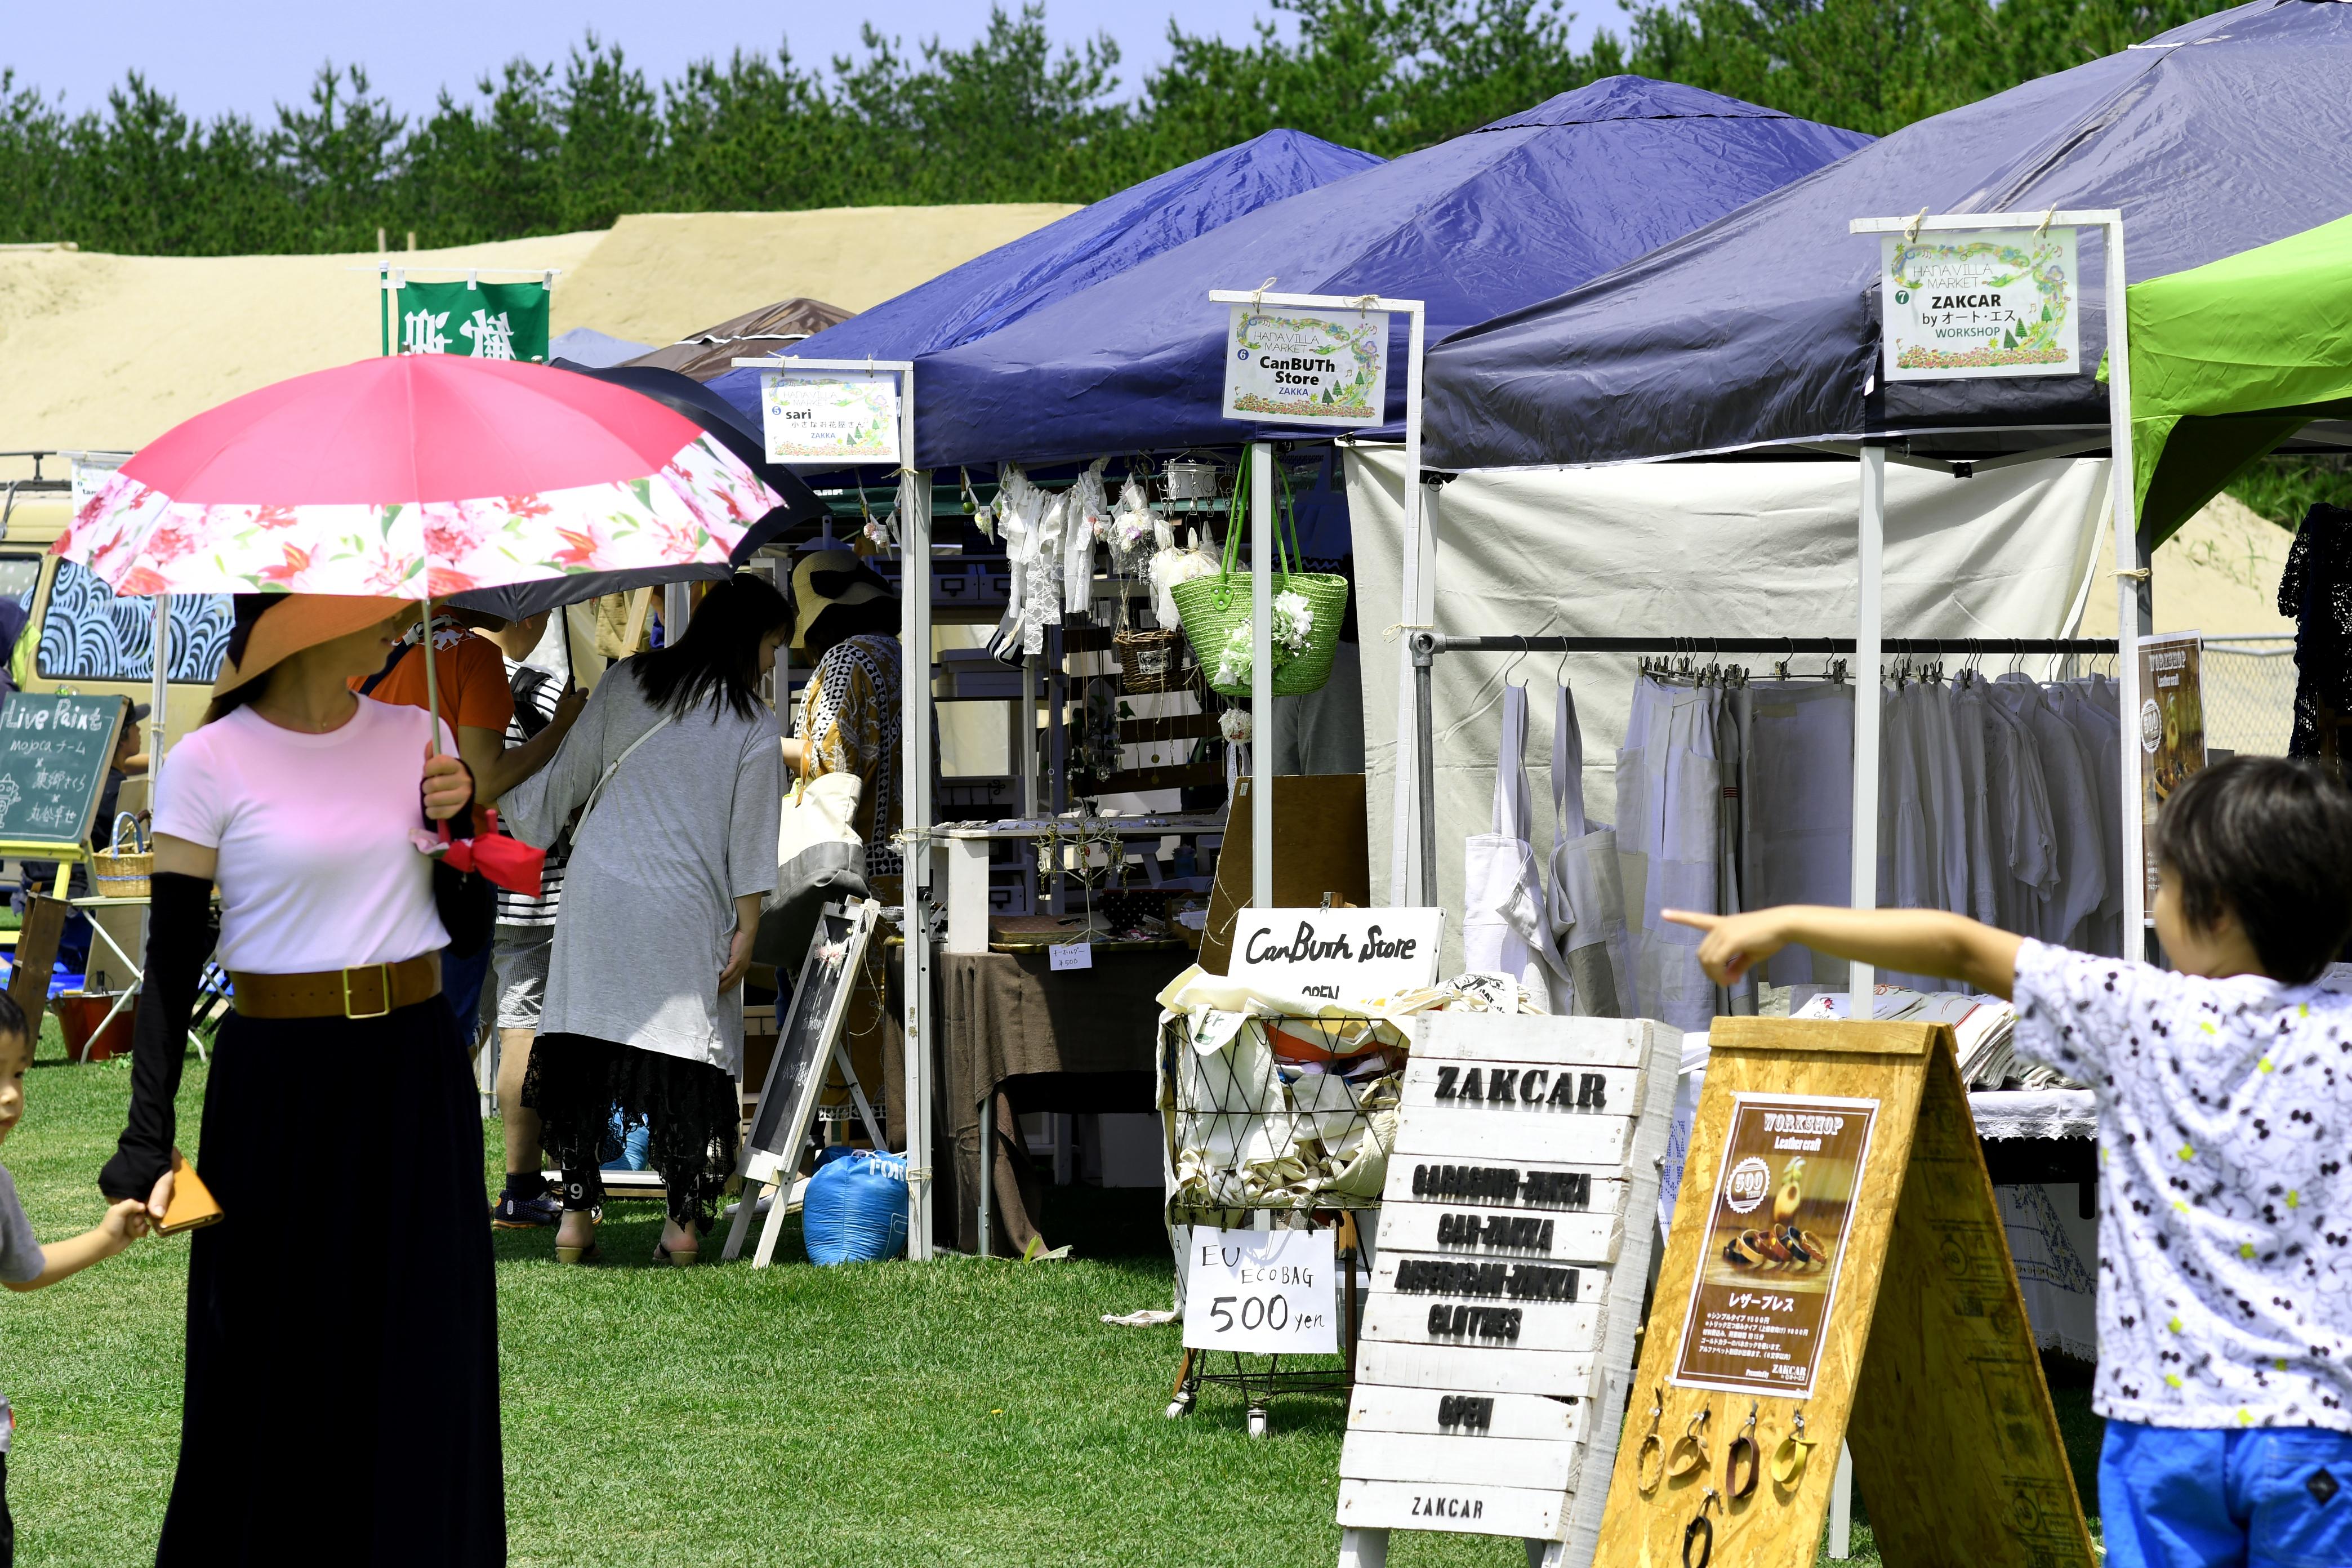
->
xmin=881 ymin=946 xmax=1182 ymax=1255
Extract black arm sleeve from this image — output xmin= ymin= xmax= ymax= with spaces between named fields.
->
xmin=427 ymin=760 xmax=495 ymax=957
xmin=100 ymin=871 xmax=216 ymax=1202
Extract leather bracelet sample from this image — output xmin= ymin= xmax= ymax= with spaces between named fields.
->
xmin=1665 ymin=1405 xmax=1712 ymax=1481
xmin=1635 ymin=1385 xmax=1667 ymax=1493
xmin=1683 ymin=1490 xmax=1721 ymax=1568
xmin=1772 ymin=1407 xmax=1818 ymax=1490
xmin=1726 ymin=1404 xmax=1760 ymax=1500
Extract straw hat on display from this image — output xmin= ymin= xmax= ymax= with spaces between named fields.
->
xmin=789 ymin=550 xmax=892 ymax=655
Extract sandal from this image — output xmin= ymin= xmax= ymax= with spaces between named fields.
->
xmin=652 ymin=1238 xmax=700 ymax=1267
xmin=555 ymin=1238 xmax=600 ymax=1265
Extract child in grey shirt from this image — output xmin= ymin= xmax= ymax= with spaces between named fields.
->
xmin=0 ymin=990 xmax=150 ymax=1564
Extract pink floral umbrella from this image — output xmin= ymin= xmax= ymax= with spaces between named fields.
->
xmin=55 ymin=353 xmax=783 ymax=749
xmin=59 ymin=354 xmax=779 ymax=600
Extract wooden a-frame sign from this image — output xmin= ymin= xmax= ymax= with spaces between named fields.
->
xmin=1594 ymin=1018 xmax=2093 ymax=1568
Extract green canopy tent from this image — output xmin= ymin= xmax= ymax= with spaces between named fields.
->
xmin=2128 ymin=211 xmax=2352 ymax=547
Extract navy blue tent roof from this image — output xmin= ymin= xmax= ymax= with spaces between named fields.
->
xmin=907 ymin=77 xmax=1869 ymax=468
xmin=708 ymin=128 xmax=1380 ymax=418
xmin=1424 ymin=0 xmax=2352 ymax=471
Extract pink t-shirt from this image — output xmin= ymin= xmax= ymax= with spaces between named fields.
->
xmin=153 ymin=698 xmax=452 ymax=974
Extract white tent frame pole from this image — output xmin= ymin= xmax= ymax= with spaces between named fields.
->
xmin=1846 ymin=207 xmax=2137 ymax=995
xmin=1851 ymin=448 xmax=1886 ymax=1017
xmin=1205 ymin=287 xmax=1427 ymax=904
xmin=2102 ymin=220 xmax=2148 ymax=946
xmin=733 ymin=351 xmax=936 ymax=1259
xmin=1251 ymin=442 xmax=1275 ymax=910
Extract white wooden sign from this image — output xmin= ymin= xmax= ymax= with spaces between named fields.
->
xmin=1337 ymin=1013 xmax=1681 ymax=1568
xmin=1226 ymin=906 xmax=1442 ymax=1008
xmin=1183 ymin=1226 xmax=1340 ymax=1355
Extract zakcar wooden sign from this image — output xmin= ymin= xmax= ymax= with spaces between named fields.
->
xmin=1335 ymin=1013 xmax=1681 ymax=1567
xmin=1593 ymin=1018 xmax=2094 ymax=1568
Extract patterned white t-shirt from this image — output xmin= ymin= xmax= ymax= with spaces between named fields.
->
xmin=2014 ymin=938 xmax=2352 ymax=1431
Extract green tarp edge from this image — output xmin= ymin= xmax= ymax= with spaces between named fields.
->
xmin=2124 ymin=210 xmax=2352 ymax=547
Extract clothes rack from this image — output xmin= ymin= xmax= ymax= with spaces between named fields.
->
xmin=1404 ymin=630 xmax=2122 ymax=920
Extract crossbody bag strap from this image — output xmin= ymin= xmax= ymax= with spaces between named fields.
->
xmin=580 ymin=713 xmax=675 ymax=825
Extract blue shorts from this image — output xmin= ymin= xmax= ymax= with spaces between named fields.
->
xmin=2101 ymin=1418 xmax=2352 ymax=1568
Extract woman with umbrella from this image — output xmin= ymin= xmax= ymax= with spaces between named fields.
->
xmin=62 ymin=355 xmax=779 ymax=1561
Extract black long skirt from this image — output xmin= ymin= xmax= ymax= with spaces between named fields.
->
xmin=523 ymin=1033 xmax=739 ymax=1232
xmin=158 ymin=1000 xmax=504 ymax=1566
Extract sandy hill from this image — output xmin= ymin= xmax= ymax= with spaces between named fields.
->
xmin=0 ymin=203 xmax=1078 ymax=452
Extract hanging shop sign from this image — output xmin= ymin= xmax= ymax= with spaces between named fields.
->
xmin=391 ymin=278 xmax=551 ymax=363
xmin=2136 ymin=631 xmax=2207 ymax=921
xmin=760 ymin=368 xmax=902 ymax=464
xmin=1879 ymin=226 xmax=2079 ymax=381
xmin=1220 ymin=305 xmax=1389 ymax=427
xmin=1335 ymin=1013 xmax=1680 ymax=1562
xmin=1183 ymin=1225 xmax=1340 ymax=1355
xmin=1226 ymin=905 xmax=1442 ymax=1007
xmin=1668 ymin=1094 xmax=1876 ymax=1399
xmin=1593 ymin=1018 xmax=2095 ymax=1568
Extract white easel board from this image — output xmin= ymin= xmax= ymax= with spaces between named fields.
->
xmin=1335 ymin=1013 xmax=1681 ymax=1566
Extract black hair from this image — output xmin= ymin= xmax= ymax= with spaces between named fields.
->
xmin=201 ymin=594 xmax=283 ymax=725
xmin=0 ymin=988 xmax=25 ymax=1054
xmin=631 ymin=573 xmax=794 ymax=721
xmin=2154 ymin=755 xmax=2352 ymax=983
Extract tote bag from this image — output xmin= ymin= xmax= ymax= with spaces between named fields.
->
xmin=755 ymin=769 xmax=868 ymax=968
xmin=1546 ymin=683 xmax=1632 ymax=1018
xmin=1461 ymin=684 xmax=1566 ymax=999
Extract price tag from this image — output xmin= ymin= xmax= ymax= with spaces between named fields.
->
xmin=1183 ymin=1226 xmax=1339 ymax=1354
xmin=1048 ymin=941 xmax=1093 ymax=972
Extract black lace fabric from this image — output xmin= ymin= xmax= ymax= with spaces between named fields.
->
xmin=2279 ymin=504 xmax=2352 ymax=763
xmin=522 ymin=1034 xmax=741 ymax=1232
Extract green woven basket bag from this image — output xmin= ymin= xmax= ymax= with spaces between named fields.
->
xmin=1170 ymin=449 xmax=1348 ymax=698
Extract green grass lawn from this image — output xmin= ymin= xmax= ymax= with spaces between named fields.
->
xmin=0 ymin=1028 xmax=2103 ymax=1566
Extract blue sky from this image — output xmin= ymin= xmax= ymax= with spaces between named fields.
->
xmin=2 ymin=2 xmax=1303 ymax=121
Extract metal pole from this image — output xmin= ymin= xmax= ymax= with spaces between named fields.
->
xmin=1850 ymin=447 xmax=1886 ymax=1017
xmin=1251 ymin=442 xmax=1275 ymax=912
xmin=148 ymin=593 xmax=169 ymax=804
xmin=2104 ymin=219 xmax=2150 ymax=948
xmin=1390 ymin=305 xmax=1429 ymax=903
xmin=898 ymin=398 xmax=936 ymax=1260
xmin=1414 ymin=632 xmax=1437 ymax=906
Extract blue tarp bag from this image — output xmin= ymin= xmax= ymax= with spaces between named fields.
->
xmin=802 ymin=1150 xmax=908 ymax=1264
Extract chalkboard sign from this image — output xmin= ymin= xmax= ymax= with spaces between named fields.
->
xmin=721 ymin=899 xmax=884 ymax=1266
xmin=0 ymin=693 xmax=128 ymax=850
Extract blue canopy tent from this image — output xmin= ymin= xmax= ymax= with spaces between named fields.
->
xmin=1422 ymin=0 xmax=2352 ymax=489
xmin=707 ymin=128 xmax=1382 ymax=421
xmin=911 ymin=77 xmax=1871 ymax=469
xmin=1411 ymin=0 xmax=2352 ymax=1004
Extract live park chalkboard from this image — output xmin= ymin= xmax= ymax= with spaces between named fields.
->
xmin=0 ymin=693 xmax=128 ymax=852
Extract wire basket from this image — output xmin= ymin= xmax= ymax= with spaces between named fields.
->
xmin=1164 ymin=1013 xmax=1400 ymax=1222
xmin=90 ymin=812 xmax=152 ymax=899
xmin=1113 ymin=626 xmax=1192 ymax=694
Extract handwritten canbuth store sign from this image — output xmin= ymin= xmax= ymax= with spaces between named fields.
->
xmin=1226 ymin=907 xmax=1442 ymax=1007
xmin=1670 ymin=1093 xmax=1879 ymax=1399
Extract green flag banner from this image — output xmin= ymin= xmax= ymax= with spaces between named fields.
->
xmin=390 ymin=278 xmax=550 ymax=363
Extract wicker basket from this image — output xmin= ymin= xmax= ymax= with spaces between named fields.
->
xmin=1170 ymin=449 xmax=1347 ymax=698
xmin=91 ymin=812 xmax=152 ymax=899
xmin=1113 ymin=626 xmax=1192 ymax=694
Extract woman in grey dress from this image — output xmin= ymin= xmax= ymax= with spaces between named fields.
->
xmin=505 ymin=574 xmax=788 ymax=1264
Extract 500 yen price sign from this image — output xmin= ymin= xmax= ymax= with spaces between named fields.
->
xmin=1183 ymin=1226 xmax=1340 ymax=1355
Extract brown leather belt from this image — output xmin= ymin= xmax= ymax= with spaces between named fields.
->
xmin=230 ymin=953 xmax=443 ymax=1020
